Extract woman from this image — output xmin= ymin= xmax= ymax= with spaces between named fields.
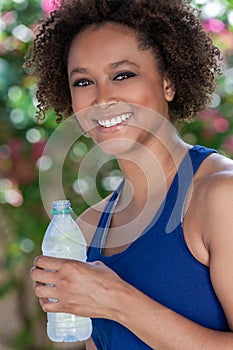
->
xmin=28 ymin=0 xmax=233 ymax=349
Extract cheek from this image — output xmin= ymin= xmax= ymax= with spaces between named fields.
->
xmin=139 ymin=86 xmax=166 ymax=114
xmin=126 ymin=82 xmax=157 ymax=105
xmin=70 ymin=91 xmax=90 ymax=113
xmin=70 ymin=91 xmax=78 ymax=112
xmin=74 ymin=107 xmax=93 ymax=133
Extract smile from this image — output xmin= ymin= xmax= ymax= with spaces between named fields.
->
xmin=97 ymin=113 xmax=132 ymax=128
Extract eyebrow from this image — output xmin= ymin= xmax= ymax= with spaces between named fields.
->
xmin=110 ymin=59 xmax=139 ymax=69
xmin=69 ymin=67 xmax=89 ymax=77
xmin=69 ymin=60 xmax=139 ymax=78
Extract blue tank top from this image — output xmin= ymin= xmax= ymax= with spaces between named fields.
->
xmin=87 ymin=145 xmax=229 ymax=350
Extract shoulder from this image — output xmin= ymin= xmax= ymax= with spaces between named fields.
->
xmin=196 ymin=152 xmax=233 ymax=205
xmin=195 ymin=152 xmax=233 ymax=330
xmin=76 ymin=196 xmax=110 ymax=246
xmin=194 ymin=152 xmax=233 ymax=246
xmin=183 ymin=152 xmax=233 ymax=264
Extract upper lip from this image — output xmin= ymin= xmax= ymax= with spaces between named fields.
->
xmin=92 ymin=103 xmax=133 ymax=120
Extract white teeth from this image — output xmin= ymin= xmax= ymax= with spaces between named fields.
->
xmin=98 ymin=113 xmax=132 ymax=128
xmin=111 ymin=118 xmax=118 ymax=126
xmin=116 ymin=116 xmax=122 ymax=124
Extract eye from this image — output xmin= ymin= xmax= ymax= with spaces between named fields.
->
xmin=73 ymin=78 xmax=94 ymax=87
xmin=114 ymin=71 xmax=137 ymax=81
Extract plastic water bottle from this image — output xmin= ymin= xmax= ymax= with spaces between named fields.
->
xmin=42 ymin=200 xmax=92 ymax=342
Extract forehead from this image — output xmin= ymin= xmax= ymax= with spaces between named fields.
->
xmin=67 ymin=22 xmax=158 ymax=73
xmin=68 ymin=22 xmax=143 ymax=60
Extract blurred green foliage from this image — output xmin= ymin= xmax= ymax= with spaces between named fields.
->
xmin=0 ymin=0 xmax=233 ymax=349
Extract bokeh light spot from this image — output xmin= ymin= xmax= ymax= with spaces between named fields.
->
xmin=228 ymin=11 xmax=233 ymax=26
xmin=73 ymin=177 xmax=95 ymax=195
xmin=5 ymin=189 xmax=23 ymax=207
xmin=202 ymin=0 xmax=226 ymax=19
xmin=102 ymin=170 xmax=123 ymax=191
xmin=12 ymin=24 xmax=32 ymax=43
xmin=70 ymin=142 xmax=88 ymax=161
xmin=10 ymin=108 xmax=25 ymax=124
xmin=19 ymin=238 xmax=35 ymax=253
xmin=210 ymin=93 xmax=221 ymax=108
xmin=26 ymin=128 xmax=41 ymax=143
xmin=8 ymin=85 xmax=22 ymax=101
xmin=36 ymin=155 xmax=53 ymax=171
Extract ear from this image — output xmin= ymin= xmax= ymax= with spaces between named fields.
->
xmin=163 ymin=77 xmax=175 ymax=102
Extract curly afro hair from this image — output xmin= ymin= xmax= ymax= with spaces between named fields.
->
xmin=25 ymin=0 xmax=222 ymax=123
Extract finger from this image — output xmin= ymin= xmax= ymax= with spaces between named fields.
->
xmin=39 ymin=297 xmax=64 ymax=313
xmin=32 ymin=281 xmax=43 ymax=291
xmin=31 ymin=267 xmax=57 ymax=285
xmin=34 ymin=255 xmax=64 ymax=271
xmin=34 ymin=282 xmax=58 ymax=299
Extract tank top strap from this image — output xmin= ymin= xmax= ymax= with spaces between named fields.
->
xmin=89 ymin=178 xmax=125 ymax=249
xmin=164 ymin=145 xmax=217 ymax=233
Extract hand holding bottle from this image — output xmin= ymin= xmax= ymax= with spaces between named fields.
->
xmin=31 ymin=255 xmax=127 ymax=322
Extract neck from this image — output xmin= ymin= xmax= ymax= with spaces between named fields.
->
xmin=103 ymin=123 xmax=191 ymax=249
xmin=117 ymin=122 xmax=189 ymax=207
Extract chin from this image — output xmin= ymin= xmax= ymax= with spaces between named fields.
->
xmin=97 ymin=138 xmax=137 ymax=156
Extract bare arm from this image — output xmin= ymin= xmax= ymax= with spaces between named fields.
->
xmin=30 ymin=176 xmax=233 ymax=349
xmin=113 ymin=277 xmax=233 ymax=349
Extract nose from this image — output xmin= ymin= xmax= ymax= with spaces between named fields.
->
xmin=93 ymin=82 xmax=118 ymax=108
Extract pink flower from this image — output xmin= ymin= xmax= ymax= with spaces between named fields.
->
xmin=31 ymin=141 xmax=46 ymax=162
xmin=204 ymin=19 xmax=226 ymax=34
xmin=198 ymin=109 xmax=218 ymax=121
xmin=213 ymin=117 xmax=230 ymax=133
xmin=42 ymin=0 xmax=61 ymax=15
xmin=198 ymin=110 xmax=230 ymax=140
xmin=8 ymin=137 xmax=25 ymax=160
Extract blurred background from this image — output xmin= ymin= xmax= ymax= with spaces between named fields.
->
xmin=0 ymin=0 xmax=233 ymax=349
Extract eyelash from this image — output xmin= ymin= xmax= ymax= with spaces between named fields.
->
xmin=72 ymin=71 xmax=137 ymax=87
xmin=113 ymin=71 xmax=137 ymax=81
xmin=73 ymin=79 xmax=93 ymax=87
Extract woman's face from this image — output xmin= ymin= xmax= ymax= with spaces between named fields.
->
xmin=67 ymin=22 xmax=174 ymax=154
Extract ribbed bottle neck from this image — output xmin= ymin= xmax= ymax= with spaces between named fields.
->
xmin=51 ymin=200 xmax=73 ymax=215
